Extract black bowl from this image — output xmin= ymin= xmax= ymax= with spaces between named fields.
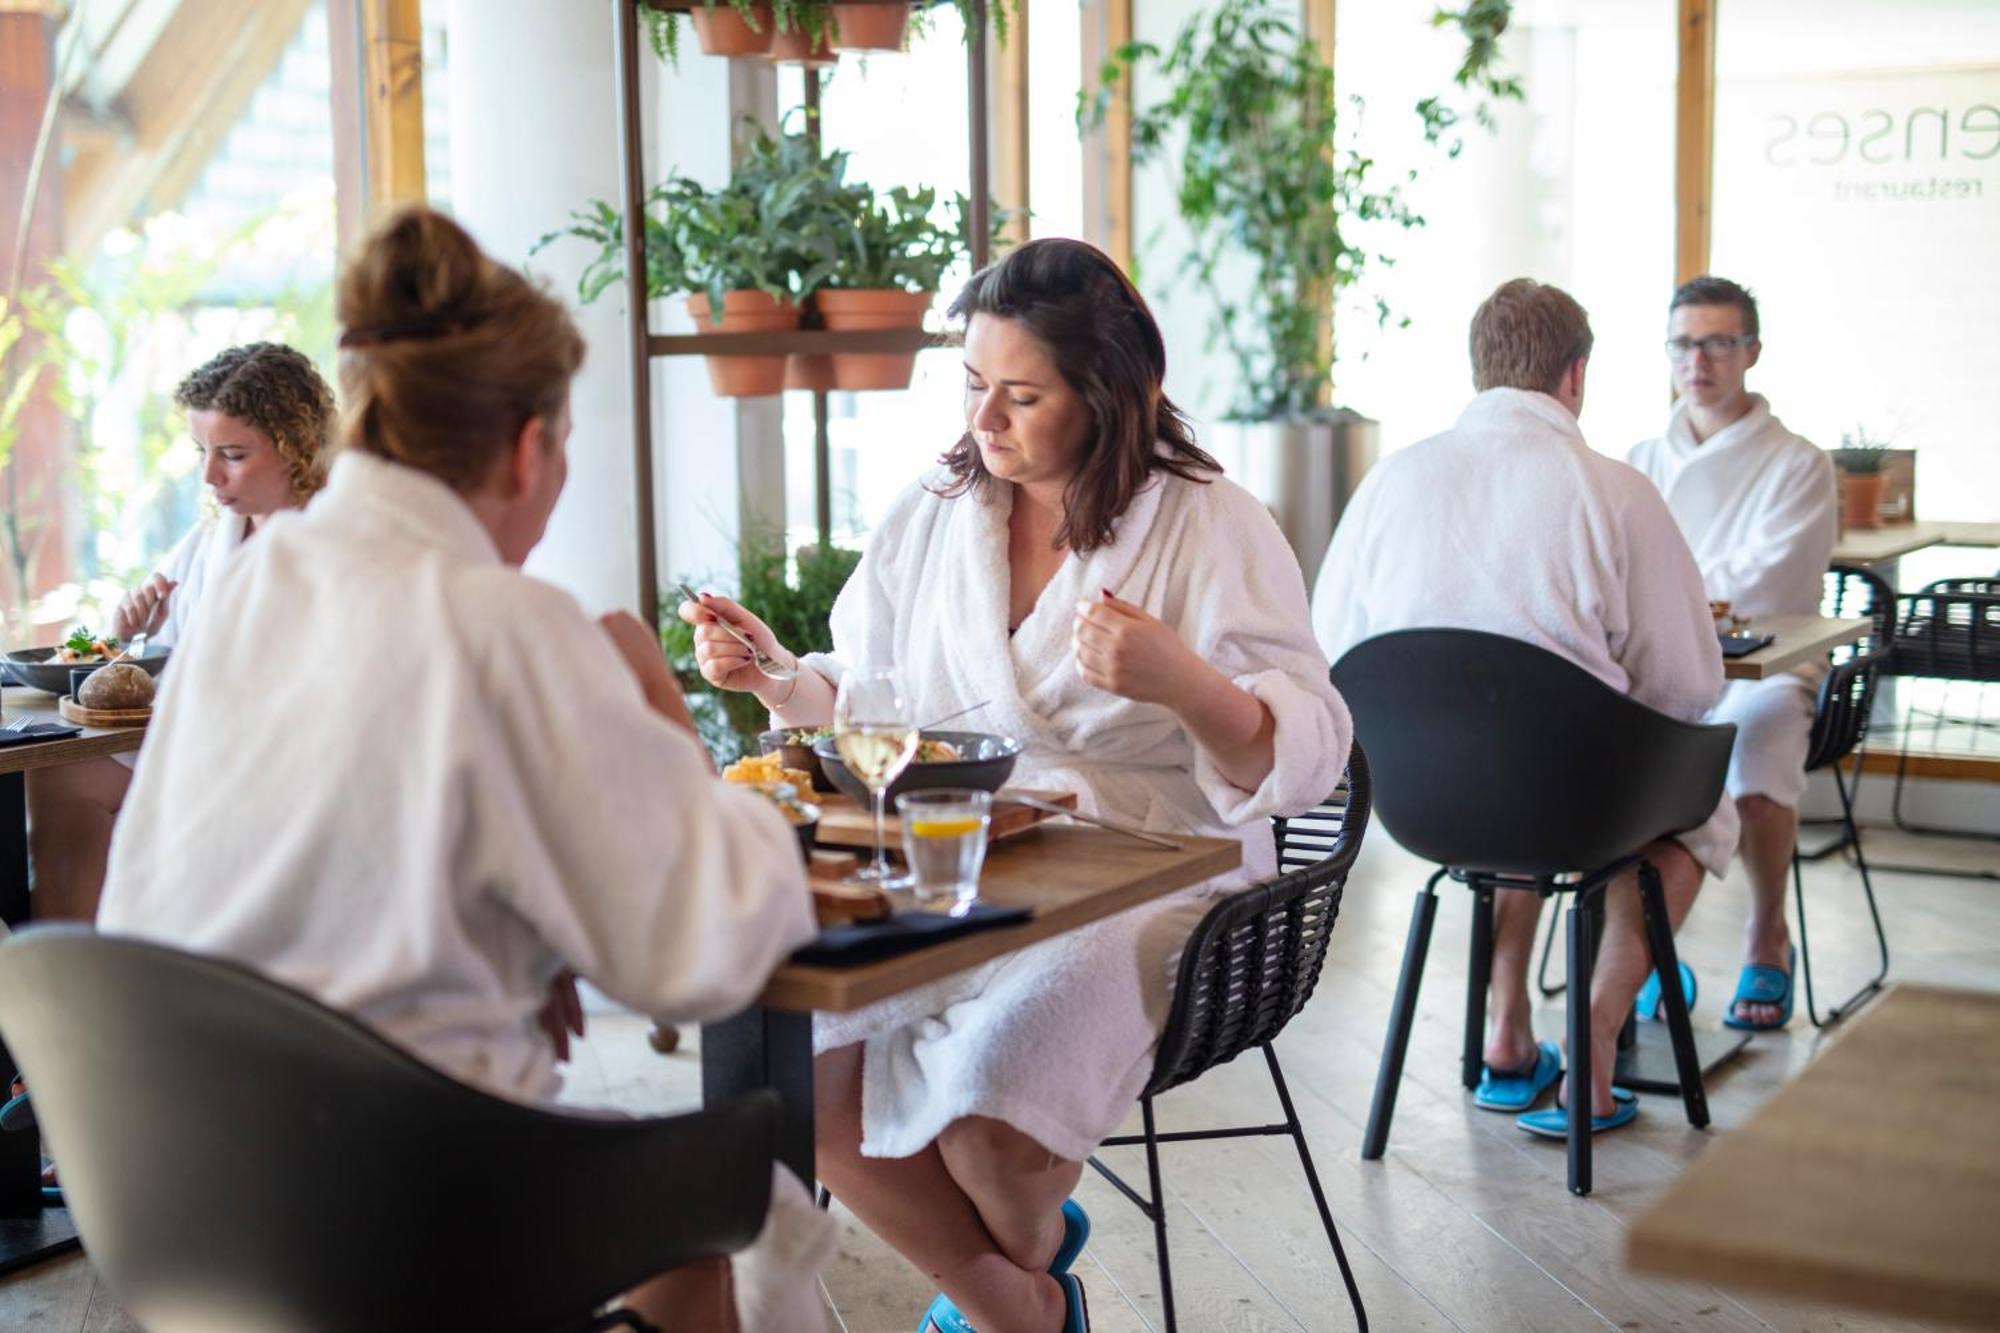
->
xmin=758 ymin=730 xmax=837 ymax=794
xmin=5 ymin=647 xmax=170 ymax=695
xmin=812 ymin=730 xmax=1022 ymax=806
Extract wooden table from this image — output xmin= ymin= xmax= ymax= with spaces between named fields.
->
xmin=702 ymin=826 xmax=1242 ymax=1183
xmin=1723 ymin=615 xmax=1871 ymax=680
xmin=1833 ymin=519 xmax=2000 ymax=565
xmin=1627 ymin=984 xmax=2000 ymax=1328
xmin=0 ymin=685 xmax=145 ymax=1275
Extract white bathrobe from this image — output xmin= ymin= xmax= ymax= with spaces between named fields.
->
xmin=99 ymin=452 xmax=831 ymax=1330
xmin=809 ymin=464 xmax=1351 ymax=1162
xmin=1311 ymin=388 xmax=1737 ymax=875
xmin=1629 ymin=396 xmax=1838 ymax=805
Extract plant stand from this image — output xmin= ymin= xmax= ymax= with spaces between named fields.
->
xmin=614 ymin=0 xmax=992 ymax=629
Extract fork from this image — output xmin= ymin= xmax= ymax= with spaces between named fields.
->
xmin=675 ymin=582 xmax=799 ymax=682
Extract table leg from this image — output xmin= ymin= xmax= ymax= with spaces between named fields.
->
xmin=701 ymin=1008 xmax=815 ymax=1188
xmin=0 ymin=772 xmax=81 ymax=1273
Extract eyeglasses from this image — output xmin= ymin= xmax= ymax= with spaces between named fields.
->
xmin=1665 ymin=334 xmax=1757 ymax=360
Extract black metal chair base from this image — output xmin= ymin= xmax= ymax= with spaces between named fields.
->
xmin=1087 ymin=1045 xmax=1368 ymax=1332
xmin=1363 ymin=860 xmax=1709 ymax=1197
xmin=1793 ymin=766 xmax=1893 ymax=1028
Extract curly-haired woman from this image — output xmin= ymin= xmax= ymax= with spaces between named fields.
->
xmin=28 ymin=342 xmax=337 ymax=922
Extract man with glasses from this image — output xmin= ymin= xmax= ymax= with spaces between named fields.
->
xmin=1628 ymin=276 xmax=1837 ymax=1033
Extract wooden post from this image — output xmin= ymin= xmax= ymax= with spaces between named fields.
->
xmin=1674 ymin=0 xmax=1716 ymax=284
xmin=329 ymin=0 xmax=427 ymax=250
xmin=1079 ymin=0 xmax=1133 ymax=270
xmin=1305 ymin=0 xmax=1335 ymax=406
xmin=968 ymin=0 xmax=991 ymax=269
xmin=614 ymin=0 xmax=660 ymax=628
xmin=994 ymin=0 xmax=1030 ymax=245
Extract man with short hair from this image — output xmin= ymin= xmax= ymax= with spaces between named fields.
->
xmin=1312 ymin=278 xmax=1733 ymax=1137
xmin=1628 ymin=277 xmax=1837 ymax=1031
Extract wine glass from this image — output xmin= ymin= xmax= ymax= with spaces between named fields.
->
xmin=833 ymin=668 xmax=918 ymax=888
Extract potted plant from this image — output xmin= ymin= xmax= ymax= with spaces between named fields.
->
xmin=1834 ymin=428 xmax=1889 ymax=531
xmin=642 ymin=0 xmax=778 ymax=60
xmin=769 ymin=0 xmax=837 ymax=64
xmin=830 ymin=0 xmax=914 ymax=51
xmin=1084 ymin=0 xmax=1520 ymax=573
xmin=536 ymin=122 xmax=846 ymax=397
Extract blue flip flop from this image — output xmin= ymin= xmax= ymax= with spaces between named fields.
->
xmin=1516 ymin=1086 xmax=1637 ymax=1138
xmin=918 ymin=1200 xmax=1091 ymax=1333
xmin=1473 ymin=1040 xmax=1563 ymax=1112
xmin=920 ymin=1274 xmax=1089 ymax=1333
xmin=1635 ymin=961 xmax=1697 ymax=1023
xmin=1722 ymin=946 xmax=1796 ymax=1031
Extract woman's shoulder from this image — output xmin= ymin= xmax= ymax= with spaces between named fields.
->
xmin=1149 ymin=464 xmax=1281 ymax=537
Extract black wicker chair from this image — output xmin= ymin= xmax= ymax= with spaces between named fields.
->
xmin=0 ymin=927 xmax=778 ymax=1333
xmin=1790 ymin=645 xmax=1893 ymax=1026
xmin=1334 ymin=630 xmax=1735 ymax=1198
xmin=1883 ymin=577 xmax=2000 ymax=874
xmin=1085 ymin=744 xmax=1373 ymax=1333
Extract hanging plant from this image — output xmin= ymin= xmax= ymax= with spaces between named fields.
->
xmin=1418 ymin=1 xmax=1524 ymax=157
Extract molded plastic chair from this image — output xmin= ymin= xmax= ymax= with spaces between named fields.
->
xmin=0 ymin=927 xmax=778 ymax=1333
xmin=1086 ymin=745 xmax=1373 ymax=1332
xmin=1332 ymin=629 xmax=1735 ymax=1197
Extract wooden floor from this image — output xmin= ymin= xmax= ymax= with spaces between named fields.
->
xmin=4 ymin=823 xmax=1996 ymax=1331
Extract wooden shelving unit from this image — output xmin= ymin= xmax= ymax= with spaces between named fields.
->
xmin=613 ymin=0 xmax=993 ymax=626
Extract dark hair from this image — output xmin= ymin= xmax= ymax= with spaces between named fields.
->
xmin=337 ymin=206 xmax=584 ymax=493
xmin=1669 ymin=275 xmax=1760 ymax=341
xmin=1469 ymin=278 xmax=1595 ymax=394
xmin=173 ymin=343 xmax=337 ymax=500
xmin=936 ymin=238 xmax=1218 ymax=553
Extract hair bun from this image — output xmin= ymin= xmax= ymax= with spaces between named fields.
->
xmin=337 ymin=207 xmax=492 ymax=338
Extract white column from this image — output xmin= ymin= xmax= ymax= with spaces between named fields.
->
xmin=445 ymin=0 xmax=748 ymax=616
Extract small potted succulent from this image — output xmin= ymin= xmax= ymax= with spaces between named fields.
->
xmin=1833 ymin=428 xmax=1889 ymax=531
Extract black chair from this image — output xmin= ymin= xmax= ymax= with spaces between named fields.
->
xmin=0 ymin=927 xmax=779 ymax=1333
xmin=1882 ymin=577 xmax=2000 ymax=875
xmin=1085 ymin=746 xmax=1373 ymax=1332
xmin=1790 ymin=644 xmax=1893 ymax=1027
xmin=1332 ymin=630 xmax=1735 ymax=1197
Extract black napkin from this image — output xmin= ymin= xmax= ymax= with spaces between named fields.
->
xmin=792 ymin=902 xmax=1033 ymax=967
xmin=0 ymin=721 xmax=83 ymax=747
xmin=1719 ymin=632 xmax=1775 ymax=658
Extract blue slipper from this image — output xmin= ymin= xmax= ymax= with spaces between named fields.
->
xmin=921 ymin=1276 xmax=1089 ymax=1333
xmin=1516 ymin=1086 xmax=1637 ymax=1138
xmin=918 ymin=1201 xmax=1091 ymax=1332
xmin=1473 ymin=1040 xmax=1563 ymax=1112
xmin=1635 ymin=961 xmax=1696 ymax=1023
xmin=0 ymin=1091 xmax=34 ymax=1133
xmin=1722 ymin=946 xmax=1796 ymax=1031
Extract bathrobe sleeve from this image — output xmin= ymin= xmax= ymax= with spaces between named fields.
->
xmin=1611 ymin=481 xmax=1727 ymax=725
xmin=1309 ymin=464 xmax=1383 ymax=665
xmin=1697 ymin=448 xmax=1837 ymax=614
xmin=468 ymin=577 xmax=817 ymax=1024
xmin=1179 ymin=482 xmax=1353 ymax=823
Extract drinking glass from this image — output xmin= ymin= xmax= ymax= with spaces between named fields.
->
xmin=897 ymin=788 xmax=991 ymax=916
xmin=833 ymin=668 xmax=918 ymax=888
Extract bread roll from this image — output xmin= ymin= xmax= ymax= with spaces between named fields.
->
xmin=77 ymin=663 xmax=156 ymax=711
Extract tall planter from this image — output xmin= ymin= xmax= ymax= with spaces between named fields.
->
xmin=816 ymin=288 xmax=933 ymax=390
xmin=1840 ymin=471 xmax=1886 ymax=531
xmin=1228 ymin=411 xmax=1378 ymax=580
xmin=688 ymin=292 xmax=801 ymax=397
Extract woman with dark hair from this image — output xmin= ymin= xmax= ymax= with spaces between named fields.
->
xmin=684 ymin=238 xmax=1351 ymax=1331
xmin=27 ymin=342 xmax=338 ymax=924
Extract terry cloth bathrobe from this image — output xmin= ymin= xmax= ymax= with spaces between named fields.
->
xmin=1629 ymin=396 xmax=1838 ymax=807
xmin=806 ymin=464 xmax=1352 ymax=1163
xmin=98 ymin=452 xmax=832 ymax=1332
xmin=1311 ymin=387 xmax=1738 ymax=875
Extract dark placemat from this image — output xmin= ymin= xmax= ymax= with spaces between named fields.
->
xmin=0 ymin=722 xmax=81 ymax=748
xmin=1719 ymin=632 xmax=1776 ymax=658
xmin=792 ymin=903 xmax=1033 ymax=967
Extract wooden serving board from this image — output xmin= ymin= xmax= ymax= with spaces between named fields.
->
xmin=58 ymin=696 xmax=152 ymax=728
xmin=811 ymin=789 xmax=1077 ymax=852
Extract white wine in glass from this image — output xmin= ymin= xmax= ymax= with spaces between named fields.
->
xmin=833 ymin=670 xmax=918 ymax=888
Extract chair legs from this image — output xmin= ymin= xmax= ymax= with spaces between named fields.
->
xmin=1463 ymin=884 xmax=1495 ymax=1092
xmin=1564 ymin=887 xmax=1599 ymax=1197
xmin=1090 ymin=1048 xmax=1370 ymax=1331
xmin=1793 ymin=765 xmax=1891 ymax=1027
xmin=1633 ymin=862 xmax=1708 ymax=1132
xmin=1361 ymin=869 xmax=1446 ymax=1159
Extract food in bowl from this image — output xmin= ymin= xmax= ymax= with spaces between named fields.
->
xmin=738 ymin=779 xmax=820 ymax=860
xmin=723 ymin=751 xmax=815 ymax=792
xmin=55 ymin=627 xmax=123 ymax=664
xmin=811 ymin=729 xmax=1020 ymax=806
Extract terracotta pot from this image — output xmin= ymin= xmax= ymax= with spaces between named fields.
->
xmin=689 ymin=3 xmax=775 ymax=56
xmin=831 ymin=2 xmax=912 ymax=50
xmin=687 ymin=291 xmax=801 ymax=397
xmin=1840 ymin=471 xmax=1886 ymax=530
xmin=769 ymin=15 xmax=836 ymax=64
xmin=815 ymin=288 xmax=934 ymax=391
xmin=785 ymin=353 xmax=837 ymax=391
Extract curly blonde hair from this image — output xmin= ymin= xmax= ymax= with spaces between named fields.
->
xmin=172 ymin=343 xmax=338 ymax=500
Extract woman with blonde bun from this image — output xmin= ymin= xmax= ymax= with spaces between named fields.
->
xmin=97 ymin=207 xmax=830 ymax=1332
